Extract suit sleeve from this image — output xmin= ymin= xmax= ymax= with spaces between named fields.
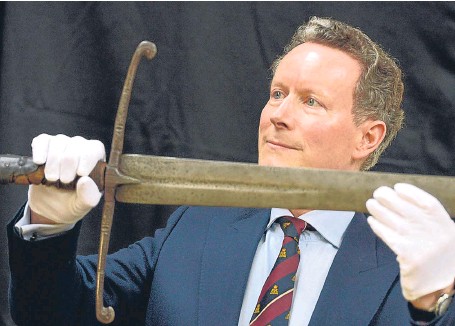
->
xmin=409 ymin=301 xmax=455 ymax=326
xmin=7 ymin=204 xmax=189 ymax=325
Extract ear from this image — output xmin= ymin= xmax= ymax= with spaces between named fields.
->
xmin=352 ymin=120 xmax=386 ymax=161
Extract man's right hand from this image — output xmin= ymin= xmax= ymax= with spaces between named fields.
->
xmin=28 ymin=134 xmax=106 ymax=225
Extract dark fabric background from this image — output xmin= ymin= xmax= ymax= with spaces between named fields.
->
xmin=0 ymin=2 xmax=454 ymax=325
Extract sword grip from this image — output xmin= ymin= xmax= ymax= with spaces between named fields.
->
xmin=0 ymin=155 xmax=106 ymax=191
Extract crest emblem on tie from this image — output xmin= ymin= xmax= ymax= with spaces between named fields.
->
xmin=279 ymin=248 xmax=287 ymax=258
xmin=270 ymin=285 xmax=279 ymax=295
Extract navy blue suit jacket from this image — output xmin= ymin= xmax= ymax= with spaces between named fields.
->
xmin=7 ymin=205 xmax=455 ymax=325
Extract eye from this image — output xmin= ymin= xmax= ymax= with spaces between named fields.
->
xmin=305 ymin=97 xmax=321 ymax=107
xmin=271 ymin=90 xmax=283 ymax=100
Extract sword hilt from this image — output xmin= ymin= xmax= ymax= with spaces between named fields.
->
xmin=0 ymin=154 xmax=106 ymax=191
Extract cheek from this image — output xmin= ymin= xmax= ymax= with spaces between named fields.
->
xmin=302 ymin=121 xmax=352 ymax=149
xmin=296 ymin=119 xmax=328 ymax=146
xmin=258 ymin=108 xmax=271 ymax=135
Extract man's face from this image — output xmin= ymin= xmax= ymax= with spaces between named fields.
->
xmin=258 ymin=42 xmax=365 ymax=170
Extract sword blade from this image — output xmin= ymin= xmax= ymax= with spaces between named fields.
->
xmin=116 ymin=154 xmax=455 ymax=215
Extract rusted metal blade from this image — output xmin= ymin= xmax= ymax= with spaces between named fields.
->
xmin=116 ymin=154 xmax=455 ymax=215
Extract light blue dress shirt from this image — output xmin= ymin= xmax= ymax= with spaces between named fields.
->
xmin=238 ymin=208 xmax=354 ymax=326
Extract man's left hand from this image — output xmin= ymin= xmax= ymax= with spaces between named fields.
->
xmin=366 ymin=183 xmax=455 ymax=309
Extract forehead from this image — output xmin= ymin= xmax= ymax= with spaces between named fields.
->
xmin=274 ymin=42 xmax=361 ymax=84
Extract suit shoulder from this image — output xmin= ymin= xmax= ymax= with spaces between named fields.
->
xmin=178 ymin=206 xmax=269 ymax=225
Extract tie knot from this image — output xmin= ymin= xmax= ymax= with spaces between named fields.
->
xmin=276 ymin=216 xmax=307 ymax=238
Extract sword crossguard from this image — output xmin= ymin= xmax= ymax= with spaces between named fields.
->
xmin=95 ymin=41 xmax=157 ymax=324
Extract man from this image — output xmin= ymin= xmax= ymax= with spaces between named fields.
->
xmin=7 ymin=17 xmax=455 ymax=325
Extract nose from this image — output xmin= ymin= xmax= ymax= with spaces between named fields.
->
xmin=270 ymin=96 xmax=294 ymax=130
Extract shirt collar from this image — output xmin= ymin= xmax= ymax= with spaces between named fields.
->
xmin=269 ymin=208 xmax=354 ymax=248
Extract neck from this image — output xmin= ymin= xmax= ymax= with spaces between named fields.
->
xmin=290 ymin=208 xmax=311 ymax=217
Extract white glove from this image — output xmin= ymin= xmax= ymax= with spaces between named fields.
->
xmin=366 ymin=183 xmax=455 ymax=301
xmin=28 ymin=134 xmax=106 ymax=224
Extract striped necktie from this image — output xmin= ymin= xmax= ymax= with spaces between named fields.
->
xmin=250 ymin=216 xmax=307 ymax=325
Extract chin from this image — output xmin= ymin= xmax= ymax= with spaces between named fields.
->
xmin=258 ymin=156 xmax=297 ymax=168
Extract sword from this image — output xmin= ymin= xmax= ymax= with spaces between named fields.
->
xmin=1 ymin=41 xmax=454 ymax=323
xmin=3 ymin=153 xmax=455 ymax=212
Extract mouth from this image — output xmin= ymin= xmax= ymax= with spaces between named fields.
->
xmin=266 ymin=139 xmax=298 ymax=150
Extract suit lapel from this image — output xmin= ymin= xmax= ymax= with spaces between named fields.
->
xmin=197 ymin=208 xmax=270 ymax=326
xmin=309 ymin=213 xmax=399 ymax=326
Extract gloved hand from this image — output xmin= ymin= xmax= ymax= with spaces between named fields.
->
xmin=366 ymin=183 xmax=455 ymax=301
xmin=28 ymin=134 xmax=106 ymax=224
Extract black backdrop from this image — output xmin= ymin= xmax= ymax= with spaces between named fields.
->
xmin=0 ymin=2 xmax=454 ymax=325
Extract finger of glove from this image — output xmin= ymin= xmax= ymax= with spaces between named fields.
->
xmin=367 ymin=215 xmax=402 ymax=254
xmin=366 ymin=198 xmax=407 ymax=232
xmin=44 ymin=134 xmax=71 ymax=182
xmin=394 ymin=183 xmax=448 ymax=216
xmin=372 ymin=186 xmax=423 ymax=221
xmin=75 ymin=176 xmax=102 ymax=210
xmin=31 ymin=133 xmax=51 ymax=165
xmin=59 ymin=136 xmax=86 ymax=184
xmin=77 ymin=140 xmax=106 ymax=177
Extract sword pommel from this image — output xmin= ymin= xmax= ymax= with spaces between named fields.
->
xmin=0 ymin=155 xmax=40 ymax=185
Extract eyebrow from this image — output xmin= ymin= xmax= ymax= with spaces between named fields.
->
xmin=269 ymin=80 xmax=287 ymax=90
xmin=270 ymin=80 xmax=329 ymax=99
